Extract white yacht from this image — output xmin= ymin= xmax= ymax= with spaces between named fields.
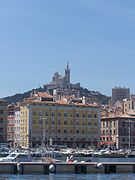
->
xmin=0 ymin=152 xmax=32 ymax=162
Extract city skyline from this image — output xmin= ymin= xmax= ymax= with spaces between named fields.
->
xmin=0 ymin=0 xmax=135 ymax=98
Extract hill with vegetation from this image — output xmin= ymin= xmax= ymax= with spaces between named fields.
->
xmin=80 ymin=87 xmax=110 ymax=104
xmin=3 ymin=87 xmax=110 ymax=105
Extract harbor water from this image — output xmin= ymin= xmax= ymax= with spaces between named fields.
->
xmin=0 ymin=173 xmax=134 ymax=180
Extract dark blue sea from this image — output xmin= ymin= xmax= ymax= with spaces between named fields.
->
xmin=0 ymin=174 xmax=134 ymax=180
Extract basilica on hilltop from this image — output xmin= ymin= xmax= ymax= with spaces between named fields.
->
xmin=43 ymin=62 xmax=81 ymax=98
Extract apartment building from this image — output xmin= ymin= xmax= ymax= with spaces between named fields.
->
xmin=14 ymin=106 xmax=20 ymax=147
xmin=7 ymin=105 xmax=15 ymax=147
xmin=112 ymin=87 xmax=130 ymax=105
xmin=0 ymin=100 xmax=7 ymax=143
xmin=101 ymin=113 xmax=135 ymax=149
xmin=112 ymin=98 xmax=134 ymax=114
xmin=20 ymin=91 xmax=100 ymax=148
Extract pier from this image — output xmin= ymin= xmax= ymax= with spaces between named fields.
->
xmin=0 ymin=162 xmax=135 ymax=174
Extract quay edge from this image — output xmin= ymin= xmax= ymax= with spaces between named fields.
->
xmin=0 ymin=162 xmax=135 ymax=174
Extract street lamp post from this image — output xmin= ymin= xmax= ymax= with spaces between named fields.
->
xmin=126 ymin=120 xmax=132 ymax=150
xmin=129 ymin=122 xmax=131 ymax=150
xmin=42 ymin=117 xmax=48 ymax=147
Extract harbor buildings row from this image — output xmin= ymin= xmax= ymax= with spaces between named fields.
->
xmin=1 ymin=91 xmax=100 ymax=148
xmin=1 ymin=90 xmax=135 ymax=149
xmin=101 ymin=96 xmax=135 ymax=149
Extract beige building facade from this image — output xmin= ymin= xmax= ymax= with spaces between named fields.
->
xmin=20 ymin=92 xmax=100 ymax=148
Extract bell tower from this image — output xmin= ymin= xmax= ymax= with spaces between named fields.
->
xmin=65 ymin=61 xmax=70 ymax=85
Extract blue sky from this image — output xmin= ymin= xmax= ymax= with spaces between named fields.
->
xmin=0 ymin=0 xmax=135 ymax=98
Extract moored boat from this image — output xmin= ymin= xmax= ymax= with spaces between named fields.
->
xmin=0 ymin=151 xmax=32 ymax=162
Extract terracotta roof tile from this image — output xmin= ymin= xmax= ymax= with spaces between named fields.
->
xmin=36 ymin=92 xmax=53 ymax=98
xmin=56 ymin=100 xmax=69 ymax=104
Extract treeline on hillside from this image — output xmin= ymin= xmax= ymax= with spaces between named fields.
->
xmin=3 ymin=87 xmax=110 ymax=105
xmin=80 ymin=87 xmax=110 ymax=105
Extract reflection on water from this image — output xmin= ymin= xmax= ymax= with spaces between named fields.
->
xmin=0 ymin=174 xmax=134 ymax=180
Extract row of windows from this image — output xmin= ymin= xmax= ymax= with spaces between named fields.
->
xmin=7 ymin=127 xmax=14 ymax=131
xmin=15 ymin=114 xmax=20 ymax=117
xmin=102 ymin=121 xmax=135 ymax=128
xmin=15 ymin=120 xmax=20 ymax=124
xmin=102 ymin=121 xmax=116 ymax=127
xmin=32 ymin=120 xmax=97 ymax=126
xmin=102 ymin=129 xmax=116 ymax=135
xmin=21 ymin=111 xmax=27 ymax=114
xmin=21 ymin=137 xmax=93 ymax=142
xmin=46 ymin=129 xmax=87 ymax=134
xmin=14 ymin=127 xmax=20 ymax=131
xmin=32 ymin=129 xmax=97 ymax=134
xmin=121 ymin=138 xmax=135 ymax=142
xmin=121 ymin=122 xmax=135 ymax=128
xmin=120 ymin=129 xmax=135 ymax=136
xmin=32 ymin=111 xmax=97 ymax=118
xmin=101 ymin=137 xmax=112 ymax=141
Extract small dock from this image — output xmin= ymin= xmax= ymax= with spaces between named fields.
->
xmin=0 ymin=162 xmax=135 ymax=174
